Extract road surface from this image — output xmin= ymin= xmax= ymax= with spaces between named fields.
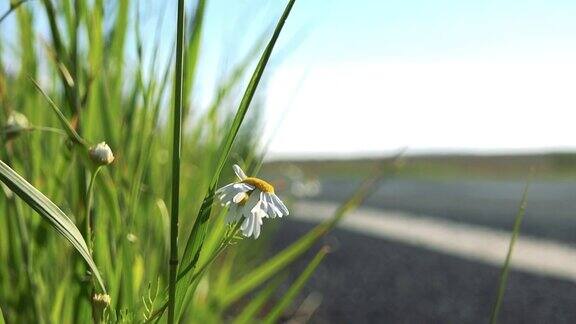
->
xmin=270 ymin=178 xmax=576 ymax=323
xmin=315 ymin=178 xmax=576 ymax=243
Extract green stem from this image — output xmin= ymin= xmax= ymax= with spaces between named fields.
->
xmin=145 ymin=222 xmax=243 ymax=323
xmin=28 ymin=126 xmax=68 ymax=136
xmin=0 ymin=126 xmax=68 ymax=139
xmin=489 ymin=177 xmax=531 ymax=324
xmin=0 ymin=0 xmax=30 ymax=25
xmin=85 ymin=166 xmax=102 ymax=324
xmin=86 ymin=166 xmax=102 ymax=254
xmin=168 ymin=0 xmax=186 ymax=322
xmin=177 ymin=221 xmax=242 ymax=281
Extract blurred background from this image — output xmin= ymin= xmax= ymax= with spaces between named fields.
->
xmin=3 ymin=0 xmax=576 ymax=323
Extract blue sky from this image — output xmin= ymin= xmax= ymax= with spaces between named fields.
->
xmin=251 ymin=0 xmax=576 ymax=158
xmin=212 ymin=0 xmax=576 ymax=63
xmin=195 ymin=0 xmax=576 ymax=158
xmin=3 ymin=0 xmax=576 ymax=158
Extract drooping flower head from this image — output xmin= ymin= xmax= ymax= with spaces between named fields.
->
xmin=216 ymin=164 xmax=289 ymax=239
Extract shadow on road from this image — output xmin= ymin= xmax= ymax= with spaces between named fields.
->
xmin=273 ymin=220 xmax=576 ymax=324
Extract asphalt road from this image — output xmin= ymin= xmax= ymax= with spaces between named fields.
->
xmin=270 ymin=178 xmax=576 ymax=323
xmin=313 ymin=177 xmax=576 ymax=244
xmin=273 ymin=221 xmax=576 ymax=324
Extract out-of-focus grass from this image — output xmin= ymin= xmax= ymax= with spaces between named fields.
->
xmin=490 ymin=178 xmax=530 ymax=324
xmin=0 ymin=0 xmax=392 ymax=322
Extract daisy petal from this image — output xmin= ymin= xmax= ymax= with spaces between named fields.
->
xmin=233 ymin=183 xmax=254 ymax=191
xmin=258 ymin=192 xmax=271 ymax=218
xmin=226 ymin=205 xmax=241 ymax=224
xmin=253 ymin=214 xmax=261 ymax=238
xmin=216 ymin=183 xmax=234 ymax=195
xmin=233 ymin=192 xmax=248 ymax=204
xmin=270 ymin=202 xmax=283 ymax=218
xmin=264 ymin=194 xmax=280 ymax=218
xmin=271 ymin=194 xmax=289 ymax=216
xmin=254 ymin=208 xmax=266 ymax=239
xmin=243 ymin=213 xmax=255 ymax=237
xmin=241 ymin=213 xmax=250 ymax=231
xmin=218 ymin=183 xmax=254 ymax=206
xmin=233 ymin=164 xmax=248 ymax=180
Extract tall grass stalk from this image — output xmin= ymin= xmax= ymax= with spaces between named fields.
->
xmin=168 ymin=0 xmax=187 ymax=323
xmin=489 ymin=177 xmax=531 ymax=324
xmin=85 ymin=166 xmax=102 ymax=253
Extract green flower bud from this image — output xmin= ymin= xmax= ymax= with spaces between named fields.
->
xmin=92 ymin=293 xmax=111 ymax=323
xmin=89 ymin=142 xmax=114 ymax=166
xmin=3 ymin=111 xmax=29 ymax=139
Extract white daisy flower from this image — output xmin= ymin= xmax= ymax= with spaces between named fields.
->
xmin=216 ymin=164 xmax=289 ymax=239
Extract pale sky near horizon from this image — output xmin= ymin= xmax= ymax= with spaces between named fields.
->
xmin=218 ymin=0 xmax=576 ymax=159
xmin=254 ymin=0 xmax=576 ymax=159
xmin=3 ymin=0 xmax=576 ymax=159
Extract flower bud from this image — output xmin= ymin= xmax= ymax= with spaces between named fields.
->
xmin=92 ymin=293 xmax=111 ymax=322
xmin=3 ymin=111 xmax=30 ymax=139
xmin=126 ymin=233 xmax=138 ymax=243
xmin=89 ymin=142 xmax=114 ymax=166
xmin=92 ymin=293 xmax=111 ymax=307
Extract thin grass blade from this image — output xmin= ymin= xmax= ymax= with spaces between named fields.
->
xmin=182 ymin=0 xmax=206 ymax=118
xmin=0 ymin=160 xmax=106 ymax=292
xmin=263 ymin=246 xmax=329 ymax=324
xmin=233 ymin=276 xmax=285 ymax=324
xmin=30 ymin=78 xmax=87 ymax=146
xmin=489 ymin=177 xmax=531 ymax=324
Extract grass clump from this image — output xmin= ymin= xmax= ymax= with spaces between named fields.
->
xmin=0 ymin=1 xmax=386 ymax=322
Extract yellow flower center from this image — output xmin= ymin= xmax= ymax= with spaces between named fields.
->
xmin=241 ymin=177 xmax=275 ymax=193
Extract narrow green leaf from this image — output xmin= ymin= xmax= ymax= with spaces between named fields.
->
xmin=489 ymin=177 xmax=531 ymax=324
xmin=182 ymin=0 xmax=206 ymax=118
xmin=233 ymin=276 xmax=285 ymax=324
xmin=30 ymin=78 xmax=87 ymax=146
xmin=109 ymin=0 xmax=130 ymax=64
xmin=263 ymin=246 xmax=329 ymax=324
xmin=0 ymin=160 xmax=106 ymax=292
xmin=210 ymin=0 xmax=297 ymax=190
xmin=40 ymin=0 xmax=80 ymax=115
xmin=0 ymin=303 xmax=5 ymax=324
xmin=175 ymin=0 xmax=298 ymax=317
